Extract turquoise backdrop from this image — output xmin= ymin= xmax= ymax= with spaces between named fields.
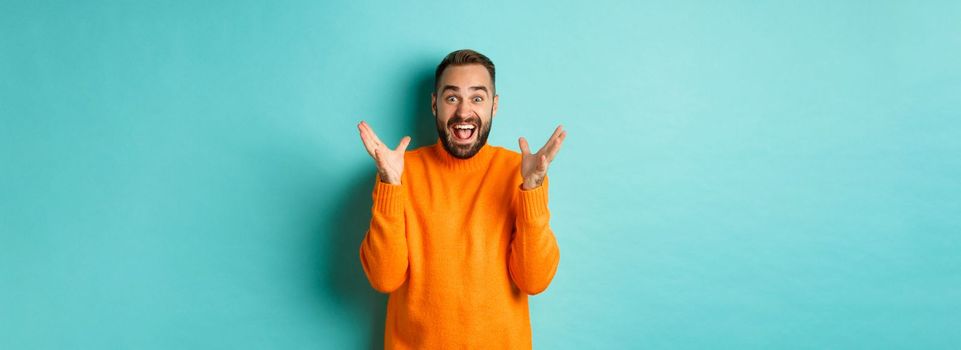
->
xmin=2 ymin=1 xmax=960 ymax=349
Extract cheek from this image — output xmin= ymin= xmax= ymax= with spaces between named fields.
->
xmin=439 ymin=105 xmax=459 ymax=117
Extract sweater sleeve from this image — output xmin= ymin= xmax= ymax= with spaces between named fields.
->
xmin=508 ymin=176 xmax=561 ymax=295
xmin=359 ymin=176 xmax=409 ymax=293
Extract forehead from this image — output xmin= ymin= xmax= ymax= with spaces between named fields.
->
xmin=438 ymin=64 xmax=493 ymax=89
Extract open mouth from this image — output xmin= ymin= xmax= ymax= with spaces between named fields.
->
xmin=450 ymin=122 xmax=477 ymax=144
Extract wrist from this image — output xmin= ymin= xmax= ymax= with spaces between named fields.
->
xmin=378 ymin=172 xmax=401 ymax=185
xmin=521 ymin=177 xmax=543 ymax=191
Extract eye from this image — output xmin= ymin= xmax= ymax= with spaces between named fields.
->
xmin=472 ymin=96 xmax=483 ymax=103
xmin=446 ymin=96 xmax=457 ymax=103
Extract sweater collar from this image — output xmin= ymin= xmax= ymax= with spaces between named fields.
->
xmin=432 ymin=138 xmax=495 ymax=172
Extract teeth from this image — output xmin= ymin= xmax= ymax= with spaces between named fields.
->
xmin=453 ymin=124 xmax=475 ymax=130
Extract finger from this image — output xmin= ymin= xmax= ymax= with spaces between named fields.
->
xmin=359 ymin=121 xmax=375 ymax=142
xmin=360 ymin=121 xmax=385 ymax=148
xmin=360 ymin=125 xmax=381 ymax=157
xmin=396 ymin=136 xmax=411 ymax=152
xmin=545 ymin=130 xmax=566 ymax=161
xmin=539 ymin=125 xmax=564 ymax=153
xmin=358 ymin=123 xmax=376 ymax=157
xmin=539 ymin=130 xmax=565 ymax=158
xmin=518 ymin=137 xmax=531 ymax=155
xmin=538 ymin=154 xmax=549 ymax=172
xmin=551 ymin=124 xmax=564 ymax=140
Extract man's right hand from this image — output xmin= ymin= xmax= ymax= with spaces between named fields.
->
xmin=358 ymin=121 xmax=410 ymax=185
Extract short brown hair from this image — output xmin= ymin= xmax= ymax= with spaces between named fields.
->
xmin=434 ymin=49 xmax=496 ymax=93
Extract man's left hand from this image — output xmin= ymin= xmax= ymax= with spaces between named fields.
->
xmin=518 ymin=125 xmax=567 ymax=190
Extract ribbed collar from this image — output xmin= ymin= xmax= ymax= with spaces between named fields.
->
xmin=431 ymin=138 xmax=495 ymax=172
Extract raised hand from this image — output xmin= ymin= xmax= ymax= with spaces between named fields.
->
xmin=518 ymin=125 xmax=567 ymax=190
xmin=358 ymin=121 xmax=411 ymax=185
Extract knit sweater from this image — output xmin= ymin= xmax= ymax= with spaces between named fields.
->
xmin=358 ymin=139 xmax=561 ymax=349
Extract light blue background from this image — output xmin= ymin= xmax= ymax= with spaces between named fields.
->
xmin=2 ymin=1 xmax=960 ymax=349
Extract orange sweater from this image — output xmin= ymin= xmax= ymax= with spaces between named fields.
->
xmin=359 ymin=140 xmax=561 ymax=349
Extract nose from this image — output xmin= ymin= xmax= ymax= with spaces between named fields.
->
xmin=456 ymin=101 xmax=472 ymax=118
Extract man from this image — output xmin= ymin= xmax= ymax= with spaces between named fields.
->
xmin=357 ymin=49 xmax=566 ymax=349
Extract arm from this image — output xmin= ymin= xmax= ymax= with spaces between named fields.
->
xmin=355 ymin=121 xmax=411 ymax=293
xmin=509 ymin=176 xmax=560 ymax=295
xmin=510 ymin=125 xmax=567 ymax=295
xmin=359 ymin=177 xmax=409 ymax=293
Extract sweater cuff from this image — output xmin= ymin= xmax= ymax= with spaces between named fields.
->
xmin=517 ymin=176 xmax=550 ymax=221
xmin=372 ymin=179 xmax=405 ymax=216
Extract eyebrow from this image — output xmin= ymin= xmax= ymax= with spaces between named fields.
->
xmin=441 ymin=85 xmax=490 ymax=96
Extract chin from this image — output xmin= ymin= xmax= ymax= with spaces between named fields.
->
xmin=447 ymin=141 xmax=482 ymax=159
xmin=437 ymin=121 xmax=492 ymax=159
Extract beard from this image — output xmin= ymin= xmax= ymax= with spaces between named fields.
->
xmin=435 ymin=113 xmax=493 ymax=159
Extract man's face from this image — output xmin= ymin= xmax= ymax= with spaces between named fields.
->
xmin=431 ymin=64 xmax=498 ymax=159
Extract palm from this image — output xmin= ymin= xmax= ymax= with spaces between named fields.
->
xmin=518 ymin=125 xmax=567 ymax=190
xmin=358 ymin=121 xmax=410 ymax=185
xmin=520 ymin=152 xmax=543 ymax=179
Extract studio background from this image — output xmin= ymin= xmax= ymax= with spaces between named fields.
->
xmin=2 ymin=1 xmax=959 ymax=349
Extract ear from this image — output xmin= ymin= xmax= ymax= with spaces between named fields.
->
xmin=492 ymin=94 xmax=499 ymax=119
xmin=431 ymin=92 xmax=437 ymax=117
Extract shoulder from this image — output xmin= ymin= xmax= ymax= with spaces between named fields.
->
xmin=487 ymin=144 xmax=524 ymax=185
xmin=490 ymin=144 xmax=520 ymax=156
xmin=404 ymin=144 xmax=432 ymax=159
xmin=488 ymin=144 xmax=522 ymax=165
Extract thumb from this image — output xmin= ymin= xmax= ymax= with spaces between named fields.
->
xmin=396 ymin=136 xmax=411 ymax=152
xmin=518 ymin=137 xmax=531 ymax=155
